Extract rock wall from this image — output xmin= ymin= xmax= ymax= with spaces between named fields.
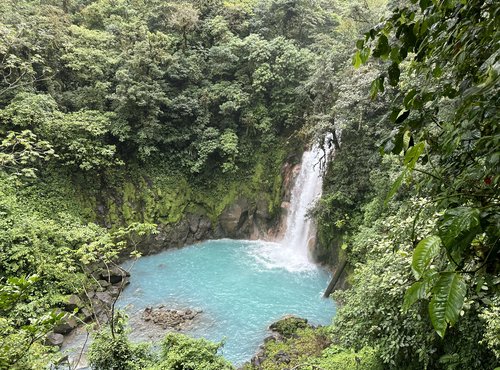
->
xmin=139 ymin=161 xmax=300 ymax=256
xmin=94 ymin=151 xmax=303 ymax=258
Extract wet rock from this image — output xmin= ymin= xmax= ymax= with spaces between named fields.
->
xmin=46 ymin=332 xmax=64 ymax=347
xmin=100 ymin=266 xmax=130 ymax=284
xmin=53 ymin=315 xmax=78 ymax=334
xmin=141 ymin=306 xmax=201 ymax=330
xmin=64 ymin=294 xmax=83 ymax=312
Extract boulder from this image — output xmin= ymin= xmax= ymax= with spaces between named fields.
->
xmin=79 ymin=307 xmax=93 ymax=322
xmin=194 ymin=216 xmax=211 ymax=240
xmin=141 ymin=306 xmax=201 ymax=330
xmin=100 ymin=266 xmax=130 ymax=284
xmin=255 ymin=198 xmax=271 ymax=220
xmin=107 ymin=285 xmax=122 ymax=297
xmin=53 ymin=315 xmax=78 ymax=334
xmin=86 ymin=290 xmax=96 ymax=299
xmin=263 ymin=333 xmax=281 ymax=343
xmin=188 ymin=214 xmax=201 ymax=234
xmin=95 ymin=291 xmax=114 ymax=306
xmin=269 ymin=316 xmax=309 ymax=338
xmin=97 ymin=279 xmax=110 ymax=288
xmin=64 ymin=294 xmax=83 ymax=312
xmin=166 ymin=220 xmax=190 ymax=246
xmin=274 ymin=350 xmax=291 ymax=364
xmin=45 ymin=332 xmax=64 ymax=347
xmin=250 ymin=349 xmax=266 ymax=367
xmin=219 ymin=198 xmax=250 ymax=236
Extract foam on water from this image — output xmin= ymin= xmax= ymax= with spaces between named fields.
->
xmin=247 ymin=240 xmax=317 ymax=272
xmin=118 ymin=239 xmax=335 ymax=365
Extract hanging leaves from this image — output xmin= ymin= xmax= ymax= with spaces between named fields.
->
xmin=429 ymin=272 xmax=467 ymax=338
xmin=370 ymin=75 xmax=385 ymax=99
xmin=388 ymin=62 xmax=400 ymax=86
xmin=411 ymin=236 xmax=441 ymax=279
xmin=438 ymin=208 xmax=482 ymax=263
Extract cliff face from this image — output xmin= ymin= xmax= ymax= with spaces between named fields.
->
xmin=138 ymin=196 xmax=278 ymax=255
xmin=141 ymin=160 xmax=302 ymax=256
xmin=88 ymin=149 xmax=303 ymax=257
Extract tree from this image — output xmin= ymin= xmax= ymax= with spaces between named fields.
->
xmin=1 ymin=92 xmax=122 ymax=171
xmin=252 ymin=0 xmax=337 ymax=45
xmin=0 ymin=2 xmax=69 ymax=104
xmin=168 ymin=2 xmax=200 ymax=51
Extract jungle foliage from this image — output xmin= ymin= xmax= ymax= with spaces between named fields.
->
xmin=0 ymin=0 xmax=498 ymax=369
xmin=316 ymin=0 xmax=499 ymax=368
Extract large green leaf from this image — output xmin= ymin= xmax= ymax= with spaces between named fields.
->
xmin=352 ymin=51 xmax=362 ymax=68
xmin=403 ymin=141 xmax=425 ymax=170
xmin=429 ymin=272 xmax=467 ymax=338
xmin=412 ymin=235 xmax=441 ymax=279
xmin=438 ymin=207 xmax=481 ymax=263
xmin=402 ymin=281 xmax=427 ymax=312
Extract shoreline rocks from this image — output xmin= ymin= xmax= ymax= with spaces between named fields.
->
xmin=99 ymin=265 xmax=130 ymax=284
xmin=48 ymin=266 xmax=131 ymax=347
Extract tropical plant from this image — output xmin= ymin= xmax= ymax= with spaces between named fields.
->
xmin=357 ymin=0 xmax=499 ymax=338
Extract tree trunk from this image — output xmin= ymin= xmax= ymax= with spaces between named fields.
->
xmin=323 ymin=259 xmax=347 ymax=298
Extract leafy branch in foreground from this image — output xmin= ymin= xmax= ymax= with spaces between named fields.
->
xmin=356 ymin=0 xmax=499 ymax=337
xmin=0 ymin=275 xmax=64 ymax=369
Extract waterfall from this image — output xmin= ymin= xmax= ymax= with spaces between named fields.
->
xmin=280 ymin=144 xmax=326 ymax=260
xmin=249 ymin=138 xmax=331 ymax=272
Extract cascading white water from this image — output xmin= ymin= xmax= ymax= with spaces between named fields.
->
xmin=281 ymin=145 xmax=325 ymax=259
xmin=249 ymin=139 xmax=331 ymax=272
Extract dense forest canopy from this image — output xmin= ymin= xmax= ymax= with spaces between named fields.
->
xmin=0 ymin=0 xmax=498 ymax=369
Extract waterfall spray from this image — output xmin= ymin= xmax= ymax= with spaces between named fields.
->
xmin=281 ymin=143 xmax=327 ymax=259
xmin=250 ymin=137 xmax=332 ymax=272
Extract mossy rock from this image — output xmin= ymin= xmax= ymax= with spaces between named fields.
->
xmin=269 ymin=316 xmax=309 ymax=337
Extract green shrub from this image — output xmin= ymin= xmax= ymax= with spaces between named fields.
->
xmin=314 ymin=346 xmax=383 ymax=370
xmin=151 ymin=332 xmax=234 ymax=370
